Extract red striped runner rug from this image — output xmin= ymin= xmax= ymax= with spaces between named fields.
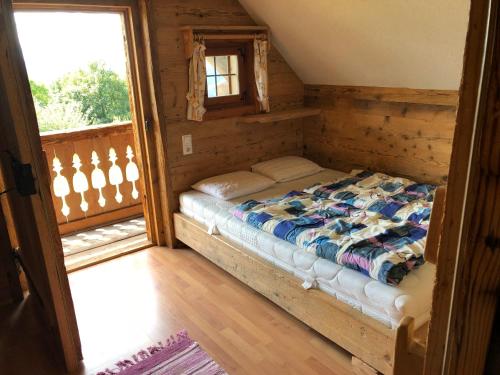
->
xmin=96 ymin=331 xmax=227 ymax=375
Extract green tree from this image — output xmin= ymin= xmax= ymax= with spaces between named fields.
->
xmin=53 ymin=62 xmax=131 ymax=125
xmin=34 ymin=98 xmax=86 ymax=133
xmin=29 ymin=80 xmax=50 ymax=107
xmin=29 ymin=79 xmax=85 ymax=132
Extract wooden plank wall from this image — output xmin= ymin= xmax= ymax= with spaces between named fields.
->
xmin=303 ymin=85 xmax=459 ymax=184
xmin=0 ymin=207 xmax=22 ymax=306
xmin=148 ymin=0 xmax=304 ymax=207
xmin=166 ymin=118 xmax=303 ymax=201
xmin=0 ymin=261 xmax=12 ymax=305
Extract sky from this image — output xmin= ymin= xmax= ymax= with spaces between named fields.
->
xmin=14 ymin=12 xmax=128 ymax=85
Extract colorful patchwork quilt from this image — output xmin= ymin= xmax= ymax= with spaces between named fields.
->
xmin=232 ymin=170 xmax=436 ymax=285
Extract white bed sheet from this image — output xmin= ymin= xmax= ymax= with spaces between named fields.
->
xmin=180 ymin=169 xmax=435 ymax=328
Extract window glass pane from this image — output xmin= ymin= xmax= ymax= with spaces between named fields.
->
xmin=215 ymin=56 xmax=229 ymax=75
xmin=229 ymin=55 xmax=239 ymax=75
xmin=206 ymin=55 xmax=241 ymax=98
xmin=216 ymin=76 xmax=230 ymax=96
xmin=230 ymin=75 xmax=240 ymax=95
xmin=206 ymin=76 xmax=216 ymax=98
xmin=205 ymin=56 xmax=215 ymax=76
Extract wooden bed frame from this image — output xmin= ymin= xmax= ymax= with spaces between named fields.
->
xmin=173 ymin=187 xmax=445 ymax=374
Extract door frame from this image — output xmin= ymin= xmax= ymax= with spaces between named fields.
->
xmin=13 ymin=0 xmax=174 ymax=247
xmin=424 ymin=0 xmax=500 ymax=374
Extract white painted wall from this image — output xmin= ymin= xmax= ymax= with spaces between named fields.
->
xmin=239 ymin=0 xmax=470 ymax=89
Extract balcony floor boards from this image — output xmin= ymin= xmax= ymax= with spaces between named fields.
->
xmin=62 ymin=216 xmax=150 ymax=272
xmin=64 ymin=233 xmax=150 ymax=272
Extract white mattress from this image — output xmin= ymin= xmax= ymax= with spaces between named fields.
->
xmin=180 ymin=169 xmax=435 ymax=329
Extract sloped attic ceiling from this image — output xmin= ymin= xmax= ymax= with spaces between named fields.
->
xmin=239 ymin=0 xmax=470 ymax=90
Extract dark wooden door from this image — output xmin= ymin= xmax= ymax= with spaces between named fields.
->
xmin=0 ymin=0 xmax=81 ymax=371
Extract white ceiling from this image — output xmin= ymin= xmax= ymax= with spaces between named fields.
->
xmin=239 ymin=0 xmax=470 ymax=90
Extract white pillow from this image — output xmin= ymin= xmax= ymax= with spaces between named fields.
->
xmin=191 ymin=171 xmax=275 ymax=200
xmin=251 ymin=156 xmax=324 ymax=182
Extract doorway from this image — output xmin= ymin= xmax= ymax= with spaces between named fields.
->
xmin=14 ymin=9 xmax=153 ymax=271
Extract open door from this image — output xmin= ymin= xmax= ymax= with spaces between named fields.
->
xmin=0 ymin=0 xmax=81 ymax=372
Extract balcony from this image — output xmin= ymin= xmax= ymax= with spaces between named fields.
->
xmin=40 ymin=122 xmax=148 ymax=269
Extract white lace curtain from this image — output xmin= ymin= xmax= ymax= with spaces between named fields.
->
xmin=254 ymin=39 xmax=270 ymax=112
xmin=186 ymin=40 xmax=207 ymax=121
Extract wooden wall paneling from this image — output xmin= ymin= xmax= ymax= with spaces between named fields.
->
xmin=146 ymin=0 xmax=304 ymax=218
xmin=237 ymin=108 xmax=321 ymax=123
xmin=152 ymin=0 xmax=256 ymax=125
xmin=305 ymin=85 xmax=458 ymax=106
xmin=304 ymin=85 xmax=458 ymax=184
xmin=267 ymin=46 xmax=304 ymax=111
xmin=0 ymin=0 xmax=81 ymax=370
xmin=425 ymin=1 xmax=500 ymax=374
xmin=180 ymin=25 xmax=270 ymax=60
xmin=166 ymin=118 xmax=303 ymax=207
xmin=152 ymin=0 xmax=252 ymax=26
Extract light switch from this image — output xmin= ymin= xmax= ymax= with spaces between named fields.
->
xmin=182 ymin=134 xmax=193 ymax=155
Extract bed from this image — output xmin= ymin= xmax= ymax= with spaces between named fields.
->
xmin=174 ymin=168 xmax=440 ymax=374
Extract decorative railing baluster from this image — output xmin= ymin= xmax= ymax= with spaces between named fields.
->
xmin=72 ymin=154 xmax=89 ymax=213
xmin=52 ymin=156 xmax=71 ymax=218
xmin=126 ymin=145 xmax=140 ymax=200
xmin=91 ymin=151 xmax=107 ymax=208
xmin=108 ymin=147 xmax=124 ymax=204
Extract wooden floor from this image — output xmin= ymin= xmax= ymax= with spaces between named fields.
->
xmin=1 ymin=246 xmax=353 ymax=375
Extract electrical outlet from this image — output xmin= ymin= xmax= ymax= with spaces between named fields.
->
xmin=182 ymin=134 xmax=193 ymax=155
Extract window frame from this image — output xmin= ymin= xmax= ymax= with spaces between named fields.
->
xmin=203 ymin=40 xmax=258 ymax=120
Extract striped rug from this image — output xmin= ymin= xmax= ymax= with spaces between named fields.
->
xmin=96 ymin=331 xmax=227 ymax=375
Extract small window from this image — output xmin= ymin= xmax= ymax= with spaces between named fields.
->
xmin=203 ymin=41 xmax=258 ymax=119
xmin=206 ymin=55 xmax=239 ymax=98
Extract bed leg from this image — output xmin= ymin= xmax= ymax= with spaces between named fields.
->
xmin=393 ymin=317 xmax=424 ymax=375
xmin=352 ymin=356 xmax=379 ymax=374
